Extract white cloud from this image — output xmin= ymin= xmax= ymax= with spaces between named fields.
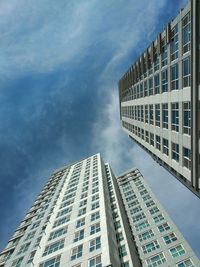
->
xmin=0 ymin=0 xmax=170 ymax=79
xmin=0 ymin=0 xmax=99 ymax=78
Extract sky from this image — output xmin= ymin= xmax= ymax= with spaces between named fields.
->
xmin=0 ymin=0 xmax=199 ymax=259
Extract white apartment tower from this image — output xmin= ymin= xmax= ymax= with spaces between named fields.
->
xmin=118 ymin=0 xmax=200 ymax=197
xmin=0 ymin=154 xmax=199 ymax=267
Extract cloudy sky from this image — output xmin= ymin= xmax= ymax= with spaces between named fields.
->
xmin=0 ymin=0 xmax=199 ymax=258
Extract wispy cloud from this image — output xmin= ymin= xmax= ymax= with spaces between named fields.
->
xmin=1 ymin=0 xmax=199 ymax=258
xmin=0 ymin=0 xmax=98 ymax=78
xmin=0 ymin=0 xmax=173 ymax=80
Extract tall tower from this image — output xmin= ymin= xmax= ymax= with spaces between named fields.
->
xmin=0 ymin=154 xmax=199 ymax=266
xmin=118 ymin=0 xmax=200 ymax=198
xmin=117 ymin=168 xmax=199 ymax=267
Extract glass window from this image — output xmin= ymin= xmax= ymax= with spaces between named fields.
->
xmin=57 ymin=207 xmax=72 ymax=218
xmin=132 ymin=212 xmax=146 ymax=223
xmin=17 ymin=243 xmax=30 ymax=255
xmin=183 ymin=147 xmax=191 ymax=170
xmin=135 ymin=220 xmax=150 ymax=231
xmin=88 ymin=255 xmax=102 ymax=267
xmin=177 ymin=259 xmax=194 ymax=267
xmin=82 ymin=186 xmax=88 ymax=193
xmin=163 ymin=233 xmax=178 ymax=244
xmin=140 ymin=82 xmax=144 ymax=98
xmin=128 ymin=199 xmax=139 ymax=208
xmin=153 ymin=214 xmax=164 ymax=223
xmin=162 ymin=138 xmax=169 ymax=156
xmin=149 ymin=105 xmax=154 ymax=125
xmin=134 ymin=106 xmax=137 ymax=121
xmin=140 ymin=189 xmax=148 ymax=196
xmin=158 ymin=222 xmax=170 ymax=233
xmin=149 ymin=77 xmax=153 ymax=95
xmin=141 ymin=128 xmax=144 ymax=140
xmin=136 ymin=84 xmax=140 ymax=98
xmin=34 ymin=236 xmax=42 ymax=248
xmin=154 ymin=74 xmax=160 ymax=94
xmin=146 ymin=253 xmax=166 ymax=267
xmin=155 ymin=104 xmax=160 ymax=127
xmin=155 ymin=135 xmax=161 ymax=151
xmin=133 ymin=86 xmax=137 ymax=99
xmin=169 ymin=244 xmax=186 ymax=258
xmin=154 ymin=51 xmax=160 ymax=72
xmin=161 ymin=37 xmax=168 ymax=66
xmin=121 ymin=262 xmax=129 ymax=267
xmin=150 ymin=133 xmax=154 ymax=147
xmin=182 ymin=12 xmax=191 ymax=54
xmin=114 ymin=220 xmax=121 ymax=230
xmin=76 ymin=218 xmax=85 ymax=228
xmin=161 ymin=69 xmax=168 ymax=92
xmin=89 ymin=237 xmax=101 ymax=252
xmin=31 ymin=221 xmax=41 ymax=230
xmin=141 ymin=105 xmax=144 ymax=122
xmin=171 ymin=103 xmax=179 ymax=132
xmin=183 ymin=102 xmax=191 ymax=135
xmin=162 ymin=103 xmax=168 ymax=129
xmin=25 ymin=231 xmax=36 ymax=241
xmin=137 ymin=105 xmax=140 ymax=121
xmin=148 ymin=53 xmax=153 ymax=75
xmin=91 ymin=211 xmax=100 ymax=221
xmin=90 ymin=223 xmax=100 ymax=235
xmin=53 ymin=216 xmax=70 ymax=228
xmin=119 ymin=245 xmax=127 ymax=258
xmin=43 ymin=239 xmax=64 ymax=257
xmin=144 ymin=81 xmax=148 ymax=97
xmin=79 ymin=199 xmax=87 ymax=207
xmin=92 ymin=187 xmax=99 ymax=194
xmin=116 ymin=232 xmax=124 ymax=242
xmin=36 ymin=212 xmax=45 ymax=220
xmin=11 ymin=257 xmax=24 ymax=267
xmin=39 ymin=255 xmax=61 ymax=267
xmin=126 ymin=194 xmax=136 ymax=202
xmin=145 ymin=105 xmax=149 ymax=123
xmin=130 ymin=206 xmax=142 ymax=215
xmin=171 ymin=63 xmax=179 ymax=90
xmin=60 ymin=199 xmax=74 ymax=209
xmin=145 ymin=131 xmax=149 ymax=144
xmin=171 ymin=24 xmax=179 ymax=61
xmin=92 ymin=194 xmax=99 ymax=202
xmin=78 ymin=207 xmax=86 ymax=216
xmin=146 ymin=200 xmax=155 ymax=208
xmin=143 ymin=194 xmax=151 ymax=201
xmin=27 ymin=250 xmax=36 ymax=264
xmin=74 ymin=229 xmax=84 ymax=242
xmin=142 ymin=240 xmax=160 ymax=254
xmin=91 ymin=201 xmax=99 ymax=210
xmin=48 ymin=227 xmax=68 ymax=241
xmin=183 ymin=57 xmax=191 ymax=87
xmin=149 ymin=206 xmax=159 ymax=215
xmin=172 ymin=142 xmax=179 ymax=162
xmin=71 ymin=245 xmax=83 ymax=261
xmin=138 ymin=229 xmax=154 ymax=242
xmin=92 ymin=181 xmax=99 ymax=188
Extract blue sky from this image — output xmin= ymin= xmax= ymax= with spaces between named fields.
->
xmin=0 ymin=0 xmax=200 ymax=258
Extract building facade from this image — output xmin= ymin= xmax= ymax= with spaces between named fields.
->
xmin=117 ymin=168 xmax=199 ymax=267
xmin=118 ymin=0 xmax=200 ymax=197
xmin=0 ymin=154 xmax=199 ymax=267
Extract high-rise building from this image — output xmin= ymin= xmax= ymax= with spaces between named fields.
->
xmin=118 ymin=0 xmax=200 ymax=197
xmin=0 ymin=154 xmax=199 ymax=267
